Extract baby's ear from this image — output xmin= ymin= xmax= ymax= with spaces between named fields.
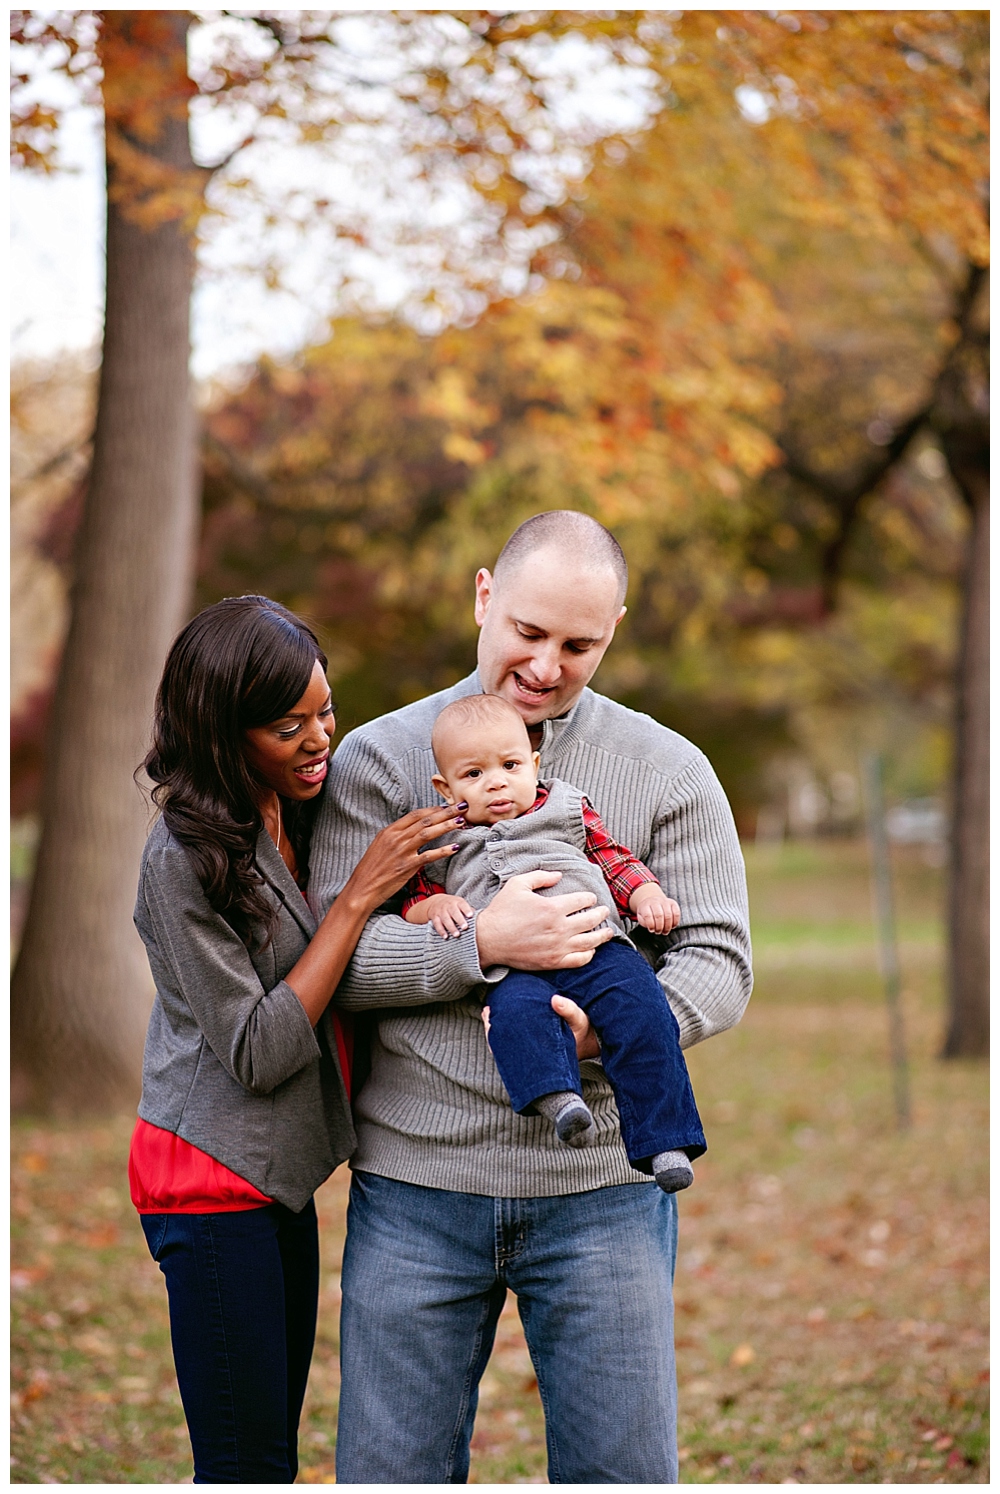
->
xmin=532 ymin=751 xmax=541 ymax=775
xmin=431 ymin=773 xmax=455 ymax=804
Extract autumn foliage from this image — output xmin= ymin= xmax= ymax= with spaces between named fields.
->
xmin=12 ymin=11 xmax=987 ymax=834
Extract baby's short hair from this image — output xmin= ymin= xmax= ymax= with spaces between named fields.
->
xmin=431 ymin=693 xmax=528 ymax=766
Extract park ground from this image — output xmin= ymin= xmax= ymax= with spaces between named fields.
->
xmin=11 ymin=838 xmax=988 ymax=1484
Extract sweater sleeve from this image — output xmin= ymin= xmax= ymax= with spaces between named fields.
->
xmin=139 ymin=842 xmax=321 ymax=1096
xmin=643 ymin=753 xmax=753 ymax=1050
xmin=308 ymin=729 xmax=504 ymax=1011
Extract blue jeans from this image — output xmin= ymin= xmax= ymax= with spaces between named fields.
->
xmin=336 ymin=1171 xmax=679 ymax=1484
xmin=140 ymin=1200 xmax=319 ymax=1483
xmin=488 ymin=939 xmax=707 ymax=1168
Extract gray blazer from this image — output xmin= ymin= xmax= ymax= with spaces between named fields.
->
xmin=134 ymin=814 xmax=355 ymax=1211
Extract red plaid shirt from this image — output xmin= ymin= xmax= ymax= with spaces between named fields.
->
xmin=402 ymin=785 xmax=658 ymax=918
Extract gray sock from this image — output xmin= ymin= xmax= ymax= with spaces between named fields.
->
xmin=652 ymin=1149 xmax=694 ymax=1193
xmin=534 ymin=1091 xmax=596 ymax=1148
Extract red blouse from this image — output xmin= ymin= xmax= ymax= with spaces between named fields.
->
xmin=129 ymin=1118 xmax=273 ymax=1213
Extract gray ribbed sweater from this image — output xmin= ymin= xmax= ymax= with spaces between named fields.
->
xmin=310 ymin=671 xmax=752 ymax=1198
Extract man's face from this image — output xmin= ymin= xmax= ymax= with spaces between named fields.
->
xmin=475 ymin=547 xmax=626 ymax=726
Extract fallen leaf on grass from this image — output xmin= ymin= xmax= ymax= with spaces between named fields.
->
xmin=83 ymin=1225 xmax=119 ymax=1249
xmin=22 ymin=1372 xmax=51 ymax=1404
xmin=730 ymin=1342 xmax=755 ymax=1367
xmin=21 ymin=1153 xmax=48 ymax=1173
xmin=73 ymin=1331 xmax=114 ymax=1355
xmin=11 ymin=1267 xmax=48 ymax=1291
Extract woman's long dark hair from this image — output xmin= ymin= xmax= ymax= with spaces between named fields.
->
xmin=143 ymin=596 xmax=329 ymax=947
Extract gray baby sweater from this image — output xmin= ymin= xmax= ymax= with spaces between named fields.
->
xmin=310 ymin=671 xmax=752 ymax=1197
xmin=423 ymin=777 xmax=632 ymax=940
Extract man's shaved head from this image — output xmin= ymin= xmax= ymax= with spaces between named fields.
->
xmin=493 ymin=511 xmax=628 ymax=608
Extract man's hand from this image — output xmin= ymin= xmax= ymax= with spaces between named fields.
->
xmin=482 ymin=995 xmax=601 ymax=1062
xmin=550 ymin=995 xmax=601 ymax=1060
xmin=475 ymin=870 xmax=613 ymax=971
xmin=629 ymin=881 xmax=681 ymax=935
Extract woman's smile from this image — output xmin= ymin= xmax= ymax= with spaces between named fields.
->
xmin=293 ymin=753 xmax=329 ymax=787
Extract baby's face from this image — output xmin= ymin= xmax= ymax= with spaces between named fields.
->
xmin=432 ymin=719 xmax=540 ymax=825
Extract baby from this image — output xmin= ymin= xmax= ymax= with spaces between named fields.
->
xmin=403 ymin=693 xmax=706 ymax=1193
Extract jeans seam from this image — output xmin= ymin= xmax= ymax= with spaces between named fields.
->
xmin=528 ymin=1328 xmax=562 ymax=1484
xmin=443 ymin=1290 xmax=497 ymax=1482
xmin=148 ymin=1214 xmax=169 ymax=1259
xmin=199 ymin=1215 xmax=243 ymax=1484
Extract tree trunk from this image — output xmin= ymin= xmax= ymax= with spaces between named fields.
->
xmin=11 ymin=12 xmax=200 ymax=1111
xmin=938 ymin=269 xmax=989 ymax=1059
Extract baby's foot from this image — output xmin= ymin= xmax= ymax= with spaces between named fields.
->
xmin=534 ymin=1091 xmax=596 ymax=1148
xmin=652 ymin=1149 xmax=694 ymax=1193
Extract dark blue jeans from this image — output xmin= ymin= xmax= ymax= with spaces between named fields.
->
xmin=140 ymin=1200 xmax=319 ymax=1484
xmin=487 ymin=938 xmax=707 ymax=1169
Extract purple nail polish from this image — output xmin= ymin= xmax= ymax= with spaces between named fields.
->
xmin=457 ymin=801 xmax=469 ymax=810
xmin=455 ymin=817 xmax=466 ymax=826
xmin=451 ymin=843 xmax=460 ymax=851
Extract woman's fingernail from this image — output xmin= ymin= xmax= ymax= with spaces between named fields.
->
xmin=454 ymin=818 xmax=466 ymax=827
xmin=451 ymin=843 xmax=460 ymax=851
xmin=457 ymin=801 xmax=469 ymax=810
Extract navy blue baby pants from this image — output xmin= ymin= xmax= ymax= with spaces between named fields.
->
xmin=487 ymin=938 xmax=706 ymax=1169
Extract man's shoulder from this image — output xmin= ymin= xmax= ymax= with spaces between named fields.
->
xmin=333 ymin=674 xmax=479 ymax=762
xmin=574 ymin=691 xmax=705 ymax=780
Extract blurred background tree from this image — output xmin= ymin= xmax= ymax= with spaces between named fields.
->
xmin=10 ymin=9 xmax=988 ymax=1112
xmin=9 ymin=7 xmax=657 ymax=1108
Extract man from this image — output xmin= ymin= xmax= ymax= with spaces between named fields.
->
xmin=312 ymin=510 xmax=752 ymax=1483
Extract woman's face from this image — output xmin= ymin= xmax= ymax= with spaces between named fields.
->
xmin=243 ymin=659 xmax=335 ymax=803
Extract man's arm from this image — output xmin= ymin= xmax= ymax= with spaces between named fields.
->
xmin=309 ymin=730 xmax=490 ymax=1011
xmin=643 ymin=752 xmax=753 ymax=1049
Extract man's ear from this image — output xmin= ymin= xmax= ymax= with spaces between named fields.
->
xmin=431 ymin=773 xmax=455 ymax=804
xmin=474 ymin=568 xmax=494 ymax=628
xmin=613 ymin=605 xmax=627 ymax=628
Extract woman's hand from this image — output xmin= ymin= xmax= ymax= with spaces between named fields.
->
xmin=285 ymin=803 xmax=465 ymax=1026
xmin=342 ymin=804 xmax=466 ymax=916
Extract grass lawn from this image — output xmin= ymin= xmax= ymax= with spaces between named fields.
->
xmin=11 ymin=839 xmax=988 ymax=1483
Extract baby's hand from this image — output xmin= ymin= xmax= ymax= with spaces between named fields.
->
xmin=423 ymin=893 xmax=476 ymax=939
xmin=629 ymin=882 xmax=680 ymax=935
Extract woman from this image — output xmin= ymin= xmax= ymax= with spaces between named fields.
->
xmin=128 ymin=595 xmax=464 ymax=1484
